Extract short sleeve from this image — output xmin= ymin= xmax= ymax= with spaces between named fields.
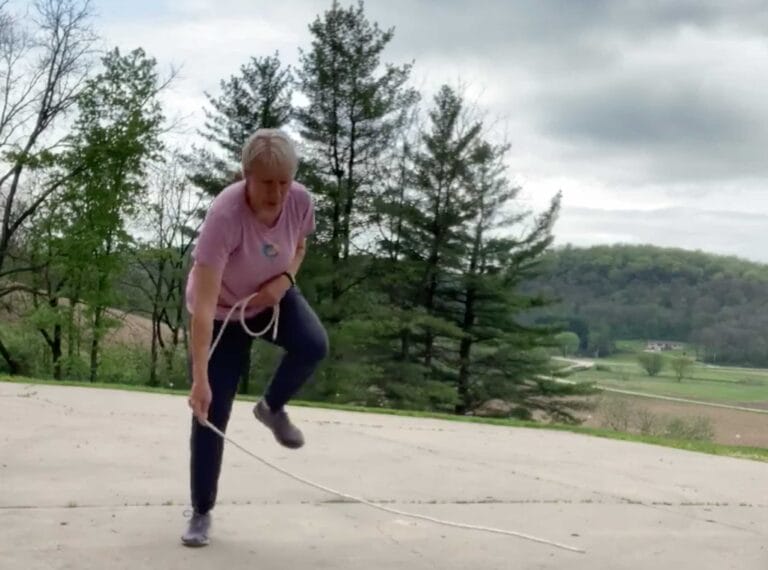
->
xmin=301 ymin=192 xmax=316 ymax=237
xmin=192 ymin=208 xmax=238 ymax=270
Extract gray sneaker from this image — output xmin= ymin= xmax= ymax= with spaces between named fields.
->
xmin=181 ymin=511 xmax=211 ymax=547
xmin=253 ymin=400 xmax=305 ymax=449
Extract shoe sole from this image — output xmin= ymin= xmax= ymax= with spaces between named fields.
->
xmin=253 ymin=405 xmax=304 ymax=449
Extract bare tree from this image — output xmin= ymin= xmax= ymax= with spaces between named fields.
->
xmin=0 ymin=0 xmax=95 ymax=372
xmin=132 ymin=151 xmax=204 ymax=386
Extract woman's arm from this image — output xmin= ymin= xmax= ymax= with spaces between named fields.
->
xmin=248 ymin=238 xmax=308 ymax=309
xmin=286 ymin=237 xmax=307 ymax=282
xmin=188 ymin=263 xmax=222 ymax=421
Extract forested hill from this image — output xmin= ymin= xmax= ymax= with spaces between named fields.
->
xmin=528 ymin=244 xmax=768 ymax=366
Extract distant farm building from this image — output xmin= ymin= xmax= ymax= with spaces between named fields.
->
xmin=645 ymin=340 xmax=685 ymax=352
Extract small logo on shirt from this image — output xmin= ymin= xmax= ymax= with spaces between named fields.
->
xmin=262 ymin=243 xmax=279 ymax=258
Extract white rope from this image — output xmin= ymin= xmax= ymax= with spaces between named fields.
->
xmin=208 ymin=292 xmax=280 ymax=357
xmin=201 ymin=294 xmax=586 ymax=555
xmin=204 ymin=419 xmax=585 ymax=553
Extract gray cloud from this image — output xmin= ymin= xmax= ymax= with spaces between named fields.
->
xmin=98 ymin=0 xmax=768 ymax=261
xmin=362 ymin=1 xmax=768 ymax=188
xmin=538 ymin=72 xmax=768 ymax=183
xmin=371 ymin=0 xmax=768 ymax=64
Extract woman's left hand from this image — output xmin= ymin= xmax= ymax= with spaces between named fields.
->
xmin=249 ymin=274 xmax=292 ymax=309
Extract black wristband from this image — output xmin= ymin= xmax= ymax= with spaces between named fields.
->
xmin=282 ymin=271 xmax=296 ymax=287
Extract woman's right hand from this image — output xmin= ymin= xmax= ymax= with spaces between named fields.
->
xmin=188 ymin=380 xmax=212 ymax=423
xmin=188 ymin=262 xmax=221 ymax=424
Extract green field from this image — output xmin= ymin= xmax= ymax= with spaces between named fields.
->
xmin=569 ymin=342 xmax=768 ymax=404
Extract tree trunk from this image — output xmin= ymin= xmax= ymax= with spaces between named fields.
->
xmin=52 ymin=323 xmax=63 ymax=380
xmin=455 ymin=197 xmax=484 ymax=414
xmin=149 ymin=309 xmax=159 ymax=386
xmin=456 ymin=336 xmax=472 ymax=415
xmin=37 ymin=296 xmax=64 ymax=380
xmin=329 ymin=73 xmax=344 ymax=304
xmin=89 ymin=306 xmax=103 ymax=383
xmin=400 ymin=328 xmax=410 ymax=361
xmin=331 ymin=177 xmax=343 ymax=303
xmin=174 ymin=271 xmax=188 ymax=353
xmin=165 ymin=322 xmax=181 ymax=377
xmin=391 ymin=168 xmax=407 ymax=261
xmin=342 ymin=119 xmax=357 ymax=262
xmin=182 ymin=319 xmax=189 ymax=353
xmin=456 ymin=286 xmax=476 ymax=415
xmin=423 ymin=267 xmax=439 ymax=368
xmin=422 ymin=184 xmax=444 ymax=369
xmin=0 ymin=336 xmax=20 ymax=374
xmin=49 ymin=297 xmax=62 ymax=380
xmin=66 ymin=290 xmax=80 ymax=378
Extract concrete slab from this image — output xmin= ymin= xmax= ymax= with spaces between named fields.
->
xmin=1 ymin=381 xmax=766 ymax=569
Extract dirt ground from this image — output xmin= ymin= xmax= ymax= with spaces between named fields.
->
xmin=583 ymin=393 xmax=768 ymax=448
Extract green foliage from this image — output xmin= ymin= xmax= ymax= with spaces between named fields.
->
xmin=555 ymin=332 xmax=580 ymax=357
xmin=529 ymin=244 xmax=768 ymax=367
xmin=587 ymin=324 xmax=615 ymax=357
xmin=27 ymin=302 xmax=65 ymax=331
xmin=203 ymin=54 xmax=293 ymax=159
xmin=189 ymin=53 xmax=293 ymax=197
xmin=671 ymin=355 xmax=695 ymax=382
xmin=0 ymin=0 xmax=97 ymax=373
xmin=0 ymin=3 xmax=599 ymax=427
xmin=98 ymin=345 xmax=151 ymax=385
xmin=0 ymin=315 xmax=190 ymax=387
xmin=0 ymin=324 xmax=49 ymax=377
xmin=637 ymin=352 xmax=665 ymax=376
xmin=297 ymin=0 xmax=418 ymax=302
xmin=57 ymin=47 xmax=165 ymax=381
xmin=663 ymin=416 xmax=714 ymax=442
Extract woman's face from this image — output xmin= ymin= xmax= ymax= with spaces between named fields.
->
xmin=245 ymin=159 xmax=293 ymax=222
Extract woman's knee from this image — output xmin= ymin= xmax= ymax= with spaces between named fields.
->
xmin=304 ymin=327 xmax=329 ymax=363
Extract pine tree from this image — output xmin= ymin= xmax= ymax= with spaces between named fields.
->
xmin=381 ymin=87 xmax=595 ymax=419
xmin=357 ymin=86 xmax=480 ymax=411
xmin=297 ymin=0 xmax=417 ymax=306
xmin=452 ymin=140 xmax=517 ymax=413
xmin=452 ymin=154 xmax=595 ymax=420
xmin=404 ymin=85 xmax=481 ymax=372
xmin=189 ymin=54 xmax=293 ymax=197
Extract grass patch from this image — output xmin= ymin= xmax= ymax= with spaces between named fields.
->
xmin=3 ymin=374 xmax=767 ymax=463
xmin=574 ymin=371 xmax=768 ymax=403
xmin=0 ymin=374 xmax=190 ymax=396
xmin=571 ymin=358 xmax=768 ymax=403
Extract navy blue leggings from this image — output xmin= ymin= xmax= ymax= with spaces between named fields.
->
xmin=189 ymin=287 xmax=328 ymax=514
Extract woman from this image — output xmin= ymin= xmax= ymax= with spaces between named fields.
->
xmin=182 ymin=129 xmax=329 ymax=547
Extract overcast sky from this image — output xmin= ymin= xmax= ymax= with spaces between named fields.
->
xmin=88 ymin=0 xmax=768 ymax=261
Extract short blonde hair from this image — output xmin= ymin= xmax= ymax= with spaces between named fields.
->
xmin=241 ymin=128 xmax=299 ymax=176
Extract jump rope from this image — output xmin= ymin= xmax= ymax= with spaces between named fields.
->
xmin=198 ymin=291 xmax=586 ymax=554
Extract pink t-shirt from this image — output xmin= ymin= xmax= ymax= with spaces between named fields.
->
xmin=186 ymin=180 xmax=315 ymax=319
